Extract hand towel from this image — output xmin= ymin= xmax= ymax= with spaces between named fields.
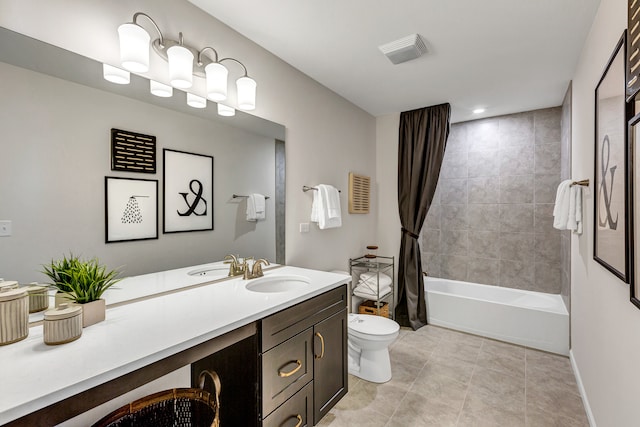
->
xmin=553 ymin=180 xmax=573 ymax=230
xmin=569 ymin=185 xmax=583 ymax=234
xmin=316 ymin=184 xmax=342 ymax=229
xmin=311 ymin=188 xmax=321 ymax=222
xmin=246 ymin=193 xmax=266 ymax=221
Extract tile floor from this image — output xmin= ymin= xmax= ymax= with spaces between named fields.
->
xmin=318 ymin=325 xmax=589 ymax=427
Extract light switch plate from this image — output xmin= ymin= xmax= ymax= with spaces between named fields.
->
xmin=0 ymin=220 xmax=11 ymax=237
xmin=299 ymin=222 xmax=310 ymax=233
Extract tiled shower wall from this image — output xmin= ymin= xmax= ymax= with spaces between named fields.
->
xmin=421 ymin=107 xmax=563 ymax=294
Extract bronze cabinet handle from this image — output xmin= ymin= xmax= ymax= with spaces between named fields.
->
xmin=285 ymin=414 xmax=303 ymax=427
xmin=315 ymin=332 xmax=325 ymax=359
xmin=278 ymin=360 xmax=302 ymax=377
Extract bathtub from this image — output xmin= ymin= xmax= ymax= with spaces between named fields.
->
xmin=424 ymin=277 xmax=569 ymax=355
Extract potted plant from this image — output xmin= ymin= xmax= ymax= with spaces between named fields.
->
xmin=43 ymin=254 xmax=121 ymax=327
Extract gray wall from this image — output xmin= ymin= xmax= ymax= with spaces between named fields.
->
xmin=0 ymin=62 xmax=276 ymax=283
xmin=421 ymin=107 xmax=563 ymax=294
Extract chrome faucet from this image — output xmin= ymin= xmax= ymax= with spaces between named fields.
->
xmin=243 ymin=258 xmax=270 ymax=280
xmin=224 ymin=254 xmax=245 ymax=277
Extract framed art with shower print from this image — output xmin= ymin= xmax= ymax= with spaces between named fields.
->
xmin=105 ymin=177 xmax=158 ymax=243
xmin=163 ymin=149 xmax=214 ymax=233
xmin=594 ymin=31 xmax=631 ymax=283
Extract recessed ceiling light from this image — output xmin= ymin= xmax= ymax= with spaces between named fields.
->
xmin=473 ymin=108 xmax=486 ymax=114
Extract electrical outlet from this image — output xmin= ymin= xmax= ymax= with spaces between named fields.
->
xmin=299 ymin=222 xmax=310 ymax=233
xmin=0 ymin=220 xmax=11 ymax=237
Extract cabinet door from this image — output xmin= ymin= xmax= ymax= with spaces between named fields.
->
xmin=313 ymin=308 xmax=348 ymax=424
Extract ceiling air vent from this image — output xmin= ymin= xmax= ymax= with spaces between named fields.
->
xmin=378 ymin=34 xmax=427 ymax=65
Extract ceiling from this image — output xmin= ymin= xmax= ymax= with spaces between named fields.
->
xmin=188 ymin=0 xmax=601 ymax=123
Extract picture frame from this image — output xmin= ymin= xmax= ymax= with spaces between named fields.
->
xmin=163 ymin=149 xmax=214 ymax=233
xmin=594 ymin=31 xmax=630 ymax=282
xmin=105 ymin=177 xmax=158 ymax=243
xmin=629 ymin=113 xmax=640 ymax=309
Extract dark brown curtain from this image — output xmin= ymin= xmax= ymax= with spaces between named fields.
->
xmin=395 ymin=103 xmax=451 ymax=330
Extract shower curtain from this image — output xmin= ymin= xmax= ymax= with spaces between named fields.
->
xmin=396 ymin=103 xmax=451 ymax=330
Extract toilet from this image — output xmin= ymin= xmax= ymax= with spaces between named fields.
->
xmin=347 ymin=313 xmax=400 ymax=383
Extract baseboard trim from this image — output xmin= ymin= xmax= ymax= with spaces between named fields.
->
xmin=569 ymin=349 xmax=596 ymax=427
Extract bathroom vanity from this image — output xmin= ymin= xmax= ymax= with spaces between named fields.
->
xmin=0 ymin=264 xmax=350 ymax=426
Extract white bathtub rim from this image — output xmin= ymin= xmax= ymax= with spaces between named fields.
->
xmin=425 ymin=276 xmax=568 ymax=316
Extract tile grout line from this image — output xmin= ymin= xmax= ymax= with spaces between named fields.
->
xmin=454 ymin=337 xmax=485 ymax=426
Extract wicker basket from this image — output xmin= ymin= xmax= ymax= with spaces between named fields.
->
xmin=358 ymin=300 xmax=389 ymax=318
xmin=92 ymin=370 xmax=221 ymax=427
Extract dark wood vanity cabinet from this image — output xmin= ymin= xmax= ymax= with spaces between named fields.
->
xmin=260 ymin=285 xmax=348 ymax=426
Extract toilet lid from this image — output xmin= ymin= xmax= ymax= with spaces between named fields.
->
xmin=348 ymin=313 xmax=399 ymax=335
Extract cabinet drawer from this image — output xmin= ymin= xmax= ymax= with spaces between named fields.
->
xmin=262 ymin=381 xmax=313 ymax=427
xmin=262 ymin=328 xmax=314 ymax=416
xmin=262 ymin=285 xmax=347 ymax=352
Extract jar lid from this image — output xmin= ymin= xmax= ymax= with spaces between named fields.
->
xmin=25 ymin=283 xmax=47 ymax=294
xmin=44 ymin=303 xmax=82 ymax=320
xmin=0 ymin=283 xmax=27 ymax=302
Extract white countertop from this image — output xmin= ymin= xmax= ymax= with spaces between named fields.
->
xmin=0 ymin=263 xmax=350 ymax=424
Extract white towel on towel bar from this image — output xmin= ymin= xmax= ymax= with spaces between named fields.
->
xmin=553 ymin=180 xmax=583 ymax=234
xmin=310 ymin=184 xmax=342 ymax=229
xmin=246 ymin=193 xmax=266 ymax=221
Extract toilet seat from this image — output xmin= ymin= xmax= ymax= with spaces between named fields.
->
xmin=348 ymin=314 xmax=399 ymax=336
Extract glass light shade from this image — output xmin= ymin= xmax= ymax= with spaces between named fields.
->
xmin=150 ymin=80 xmax=173 ymax=97
xmin=236 ymin=76 xmax=256 ymax=110
xmin=217 ymin=104 xmax=235 ymax=117
xmin=205 ymin=62 xmax=228 ymax=102
xmin=187 ymin=93 xmax=207 ymax=109
xmin=167 ymin=45 xmax=194 ymax=89
xmin=118 ymin=23 xmax=150 ymax=73
xmin=102 ymin=64 xmax=130 ymax=84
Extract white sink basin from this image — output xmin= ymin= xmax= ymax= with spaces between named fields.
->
xmin=245 ymin=275 xmax=310 ymax=293
xmin=187 ymin=266 xmax=229 ymax=277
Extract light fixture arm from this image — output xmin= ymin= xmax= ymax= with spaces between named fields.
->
xmin=220 ymin=57 xmax=249 ymax=77
xmin=132 ymin=12 xmax=164 ymax=48
xmin=198 ymin=47 xmax=220 ymax=66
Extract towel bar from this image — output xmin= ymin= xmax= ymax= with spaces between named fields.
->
xmin=302 ymin=185 xmax=341 ymax=193
xmin=570 ymin=179 xmax=589 ymax=187
xmin=233 ymin=194 xmax=270 ymax=199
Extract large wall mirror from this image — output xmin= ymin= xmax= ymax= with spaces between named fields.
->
xmin=0 ymin=27 xmax=285 ymax=287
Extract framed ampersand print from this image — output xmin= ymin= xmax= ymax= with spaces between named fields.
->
xmin=163 ymin=149 xmax=214 ymax=233
xmin=594 ymin=31 xmax=631 ymax=283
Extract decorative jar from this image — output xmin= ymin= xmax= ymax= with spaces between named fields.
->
xmin=44 ymin=303 xmax=82 ymax=345
xmin=0 ymin=282 xmax=29 ymax=345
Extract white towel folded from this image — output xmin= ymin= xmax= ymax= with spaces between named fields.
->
xmin=358 ymin=272 xmax=392 ymax=288
xmin=310 ymin=184 xmax=342 ymax=229
xmin=246 ymin=193 xmax=266 ymax=221
xmin=567 ymin=185 xmax=583 ymax=234
xmin=353 ymin=284 xmax=392 ymax=299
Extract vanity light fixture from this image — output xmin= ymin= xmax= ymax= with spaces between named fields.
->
xmin=473 ymin=108 xmax=486 ymax=114
xmin=217 ymin=103 xmax=235 ymax=117
xmin=116 ymin=12 xmax=257 ymax=110
xmin=187 ymin=93 xmax=207 ymax=109
xmin=102 ymin=64 xmax=130 ymax=85
xmin=150 ymin=80 xmax=173 ymax=97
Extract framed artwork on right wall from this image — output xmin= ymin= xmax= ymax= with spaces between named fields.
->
xmin=593 ymin=31 xmax=630 ymax=283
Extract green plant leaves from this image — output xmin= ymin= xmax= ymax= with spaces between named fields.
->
xmin=42 ymin=254 xmax=121 ymax=304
